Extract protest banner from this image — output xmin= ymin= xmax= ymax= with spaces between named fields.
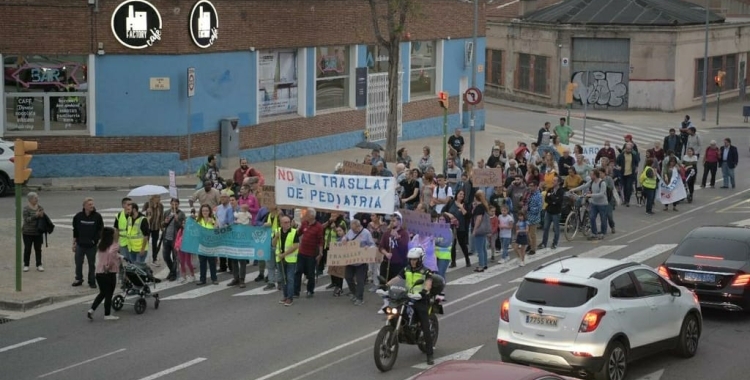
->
xmin=181 ymin=218 xmax=272 ymax=260
xmin=577 ymin=145 xmax=603 ymax=165
xmin=275 ymin=166 xmax=395 ymax=214
xmin=328 ymin=265 xmax=345 ymax=278
xmin=399 ymin=208 xmax=453 ymax=245
xmin=656 ymin=168 xmax=687 ymax=205
xmin=327 ymin=241 xmax=382 ymax=266
xmin=341 ymin=161 xmax=372 ymax=176
xmin=259 ymin=185 xmax=276 ymax=209
xmin=472 ymin=168 xmax=504 ymax=187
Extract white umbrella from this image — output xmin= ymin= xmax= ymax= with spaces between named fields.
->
xmin=127 ymin=185 xmax=170 ymax=197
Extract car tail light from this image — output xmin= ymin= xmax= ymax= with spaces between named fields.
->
xmin=657 ymin=265 xmax=669 ymax=279
xmin=544 ymin=278 xmax=559 ymax=284
xmin=572 ymin=351 xmax=592 ymax=357
xmin=694 ymin=255 xmax=723 ymax=260
xmin=500 ymin=299 xmax=510 ymax=322
xmin=731 ymin=274 xmax=750 ymax=287
xmin=579 ymin=309 xmax=606 ymax=333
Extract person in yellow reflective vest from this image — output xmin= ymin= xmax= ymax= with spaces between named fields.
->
xmin=273 ymin=215 xmax=299 ymax=306
xmin=114 ymin=197 xmax=132 ymax=258
xmin=384 ymin=247 xmax=435 ymax=365
xmin=639 ymin=158 xmax=658 ymax=215
xmin=126 ymin=203 xmax=150 ymax=264
xmin=195 ymin=204 xmax=219 ymax=285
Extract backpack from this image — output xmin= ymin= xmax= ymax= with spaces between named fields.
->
xmin=605 ymin=182 xmax=615 ymax=204
xmin=37 ymin=213 xmax=55 ymax=235
xmin=196 ymin=163 xmax=208 ymax=180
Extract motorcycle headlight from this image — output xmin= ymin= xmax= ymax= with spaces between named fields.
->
xmin=387 ymin=307 xmax=399 ymax=315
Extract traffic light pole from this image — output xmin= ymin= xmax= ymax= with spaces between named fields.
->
xmin=15 ymin=183 xmax=22 ymax=291
xmin=716 ymin=88 xmax=721 ymax=126
xmin=442 ymin=107 xmax=448 ymax=174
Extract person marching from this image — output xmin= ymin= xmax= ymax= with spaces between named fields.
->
xmin=125 ymin=203 xmax=150 ymax=264
xmin=87 ymin=227 xmax=121 ymax=321
xmin=114 ymin=197 xmax=132 ymax=258
xmin=275 ymin=215 xmax=300 ymax=306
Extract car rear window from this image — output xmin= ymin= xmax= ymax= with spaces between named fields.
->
xmin=516 ymin=279 xmax=598 ymax=308
xmin=674 ymin=238 xmax=750 ymax=261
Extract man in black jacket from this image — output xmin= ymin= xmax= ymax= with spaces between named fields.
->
xmin=72 ymin=198 xmax=104 ymax=288
xmin=719 ymin=138 xmax=739 ymax=189
xmin=539 ymin=176 xmax=565 ymax=250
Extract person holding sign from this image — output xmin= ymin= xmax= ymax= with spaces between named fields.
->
xmin=274 ymin=215 xmax=300 ymax=306
xmin=342 ymin=220 xmax=375 ymax=306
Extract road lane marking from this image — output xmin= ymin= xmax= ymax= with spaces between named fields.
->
xmin=162 ymin=276 xmax=248 ymax=300
xmin=288 ymin=347 xmax=370 ymax=380
xmin=136 ymin=358 xmax=207 ymax=380
xmin=412 ymin=345 xmax=483 ymax=369
xmin=610 ymin=186 xmax=750 ymax=242
xmin=626 ymin=217 xmax=693 ymax=243
xmin=621 ymin=244 xmax=677 ymax=264
xmin=449 ymin=247 xmax=572 ymax=285
xmin=634 ymin=369 xmax=665 ymax=380
xmin=718 ymin=199 xmax=750 ymax=213
xmin=0 ymin=337 xmax=46 ymax=353
xmin=508 ymin=245 xmax=627 ymax=283
xmin=731 ymin=218 xmax=750 ymax=227
xmin=38 ymin=348 xmax=126 ymax=378
xmin=255 ymin=284 xmax=510 ymax=380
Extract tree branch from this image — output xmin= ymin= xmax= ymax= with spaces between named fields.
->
xmin=367 ymin=0 xmax=390 ymax=48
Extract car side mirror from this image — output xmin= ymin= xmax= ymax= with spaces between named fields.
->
xmin=670 ymin=287 xmax=681 ymax=297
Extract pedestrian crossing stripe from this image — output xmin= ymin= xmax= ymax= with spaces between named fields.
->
xmin=150 ymin=244 xmax=678 ymax=300
xmin=731 ymin=218 xmax=750 ymax=227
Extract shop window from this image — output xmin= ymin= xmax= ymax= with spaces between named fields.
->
xmin=410 ymin=41 xmax=437 ymax=97
xmin=693 ymin=54 xmax=738 ymax=98
xmin=3 ymin=55 xmax=88 ymax=133
xmin=486 ymin=49 xmax=503 ymax=87
xmin=259 ymin=50 xmax=299 ymax=118
xmin=366 ymin=44 xmax=390 ymax=73
xmin=516 ymin=53 xmax=549 ymax=95
xmin=316 ymin=46 xmax=351 ymax=111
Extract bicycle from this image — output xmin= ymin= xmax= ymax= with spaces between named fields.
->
xmin=564 ymin=194 xmax=591 ymax=241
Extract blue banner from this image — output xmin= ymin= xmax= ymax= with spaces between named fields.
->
xmin=181 ymin=218 xmax=272 ymax=260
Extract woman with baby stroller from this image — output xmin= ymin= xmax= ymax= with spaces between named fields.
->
xmin=88 ymin=227 xmax=121 ymax=321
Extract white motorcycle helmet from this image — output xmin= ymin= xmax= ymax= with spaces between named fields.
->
xmin=407 ymin=247 xmax=425 ymax=261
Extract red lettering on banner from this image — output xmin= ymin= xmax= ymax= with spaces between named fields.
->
xmin=277 ymin=168 xmax=294 ymax=181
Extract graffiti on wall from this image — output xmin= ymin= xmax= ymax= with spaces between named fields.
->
xmin=572 ymin=71 xmax=628 ymax=108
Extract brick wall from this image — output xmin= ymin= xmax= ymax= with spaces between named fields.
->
xmin=1 ymin=0 xmax=485 ymax=54
xmin=11 ymin=96 xmax=482 ymax=157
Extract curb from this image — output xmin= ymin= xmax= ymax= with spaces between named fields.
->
xmin=485 ymin=97 xmax=621 ymax=124
xmin=0 ymin=293 xmax=90 ymax=312
xmin=25 ymin=184 xmax=197 ymax=192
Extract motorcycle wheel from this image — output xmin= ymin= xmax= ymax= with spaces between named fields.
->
xmin=418 ymin=314 xmax=440 ymax=353
xmin=374 ymin=325 xmax=399 ymax=372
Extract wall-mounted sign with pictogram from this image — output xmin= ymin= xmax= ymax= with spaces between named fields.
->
xmin=463 ymin=87 xmax=482 ymax=105
xmin=187 ymin=67 xmax=196 ymax=97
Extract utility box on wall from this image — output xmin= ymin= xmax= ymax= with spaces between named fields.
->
xmin=220 ymin=117 xmax=240 ymax=159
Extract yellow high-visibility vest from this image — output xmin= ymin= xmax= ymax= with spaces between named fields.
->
xmin=275 ymin=227 xmax=298 ymax=263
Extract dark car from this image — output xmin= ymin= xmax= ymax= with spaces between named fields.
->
xmin=659 ymin=226 xmax=750 ymax=312
xmin=414 ymin=360 xmax=578 ymax=380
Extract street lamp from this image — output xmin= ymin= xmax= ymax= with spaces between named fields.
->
xmin=701 ymin=0 xmax=709 ymax=122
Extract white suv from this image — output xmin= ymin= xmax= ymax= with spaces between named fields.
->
xmin=0 ymin=139 xmax=15 ymax=195
xmin=497 ymin=256 xmax=701 ymax=380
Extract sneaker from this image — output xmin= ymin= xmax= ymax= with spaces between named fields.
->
xmin=263 ymin=284 xmax=276 ymax=291
xmin=350 ymin=294 xmax=358 ymax=302
xmin=611 ymin=228 xmax=616 ymax=234
xmin=180 ymin=277 xmax=188 ymax=284
xmin=426 ymin=355 xmax=435 ymax=365
xmin=87 ymin=309 xmax=93 ymax=320
xmin=254 ymin=275 xmax=265 ymax=282
xmin=551 ymin=244 xmax=557 ymax=249
xmin=353 ymin=299 xmax=365 ymax=306
xmin=89 ymin=283 xmax=97 ymax=289
xmin=196 ymin=281 xmax=206 ymax=286
xmin=326 ymin=283 xmax=336 ymax=289
xmin=284 ymin=299 xmax=293 ymax=306
xmin=239 ymin=281 xmax=246 ymax=289
xmin=212 ymin=281 xmax=219 ymax=285
xmin=104 ymin=315 xmax=119 ymax=321
xmin=279 ymin=298 xmax=287 ymax=304
xmin=227 ymin=280 xmax=239 ymax=287
xmin=537 ymin=243 xmax=546 ymax=249
xmin=36 ymin=266 xmax=44 ymax=272
xmin=23 ymin=266 xmax=29 ymax=272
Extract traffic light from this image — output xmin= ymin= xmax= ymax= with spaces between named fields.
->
xmin=438 ymin=91 xmax=449 ymax=109
xmin=715 ymin=70 xmax=726 ymax=88
xmin=14 ymin=139 xmax=38 ymax=183
xmin=565 ymin=82 xmax=578 ymax=104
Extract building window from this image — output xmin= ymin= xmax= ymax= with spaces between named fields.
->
xmin=694 ymin=54 xmax=738 ymax=97
xmin=410 ymin=41 xmax=436 ymax=97
xmin=259 ymin=50 xmax=298 ymax=118
xmin=316 ymin=46 xmax=350 ymax=111
xmin=516 ymin=53 xmax=549 ymax=95
xmin=486 ymin=49 xmax=503 ymax=87
xmin=366 ymin=44 xmax=390 ymax=73
xmin=3 ymin=55 xmax=88 ymax=133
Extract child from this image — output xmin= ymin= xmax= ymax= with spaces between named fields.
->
xmin=234 ymin=203 xmax=252 ymax=225
xmin=488 ymin=206 xmax=499 ymax=262
xmin=498 ymin=205 xmax=514 ymax=263
xmin=514 ymin=212 xmax=528 ymax=266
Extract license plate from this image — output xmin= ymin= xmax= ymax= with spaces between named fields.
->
xmin=525 ymin=314 xmax=558 ymax=327
xmin=684 ymin=272 xmax=715 ymax=283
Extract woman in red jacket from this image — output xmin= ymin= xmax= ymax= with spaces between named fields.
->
xmin=701 ymin=140 xmax=720 ymax=188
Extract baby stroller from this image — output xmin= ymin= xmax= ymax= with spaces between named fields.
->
xmin=112 ymin=260 xmax=161 ymax=315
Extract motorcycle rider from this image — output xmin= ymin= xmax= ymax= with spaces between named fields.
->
xmin=383 ymin=247 xmax=435 ymax=365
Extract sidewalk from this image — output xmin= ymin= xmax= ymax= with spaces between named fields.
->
xmin=486 ymin=97 xmax=750 ymax=130
xmin=1 ymin=126 xmax=529 ymax=313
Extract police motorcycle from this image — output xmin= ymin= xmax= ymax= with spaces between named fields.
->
xmin=373 ymin=250 xmax=445 ymax=372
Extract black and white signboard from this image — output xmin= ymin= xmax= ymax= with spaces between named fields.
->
xmin=111 ymin=0 xmax=163 ymax=50
xmin=190 ymin=0 xmax=219 ymax=49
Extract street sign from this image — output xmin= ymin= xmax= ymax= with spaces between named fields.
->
xmin=463 ymin=87 xmax=482 ymax=105
xmin=187 ymin=67 xmax=195 ymax=98
xmin=561 ymin=57 xmax=569 ymax=67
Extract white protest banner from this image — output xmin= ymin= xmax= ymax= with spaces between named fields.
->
xmin=168 ymin=170 xmax=178 ymax=199
xmin=656 ymin=168 xmax=687 ymax=205
xmin=327 ymin=241 xmax=382 ymax=266
xmin=274 ymin=166 xmax=395 ymax=214
xmin=566 ymin=144 xmax=602 ymax=165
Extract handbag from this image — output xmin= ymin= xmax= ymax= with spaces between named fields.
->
xmin=474 ymin=211 xmax=491 ymax=236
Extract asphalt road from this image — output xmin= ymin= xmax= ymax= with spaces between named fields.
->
xmin=1 ymin=108 xmax=749 ymax=380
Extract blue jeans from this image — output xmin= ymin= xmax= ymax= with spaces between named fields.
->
xmin=128 ymin=250 xmax=147 ymax=264
xmin=473 ymin=235 xmax=489 ymax=268
xmin=589 ymin=204 xmax=608 ymax=236
xmin=436 ymin=259 xmax=450 ymax=281
xmin=279 ymin=261 xmax=297 ymax=299
xmin=500 ymin=237 xmax=512 ymax=260
xmin=721 ymin=163 xmax=736 ymax=188
xmin=541 ymin=211 xmax=560 ymax=247
xmin=198 ymin=255 xmax=217 ymax=282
